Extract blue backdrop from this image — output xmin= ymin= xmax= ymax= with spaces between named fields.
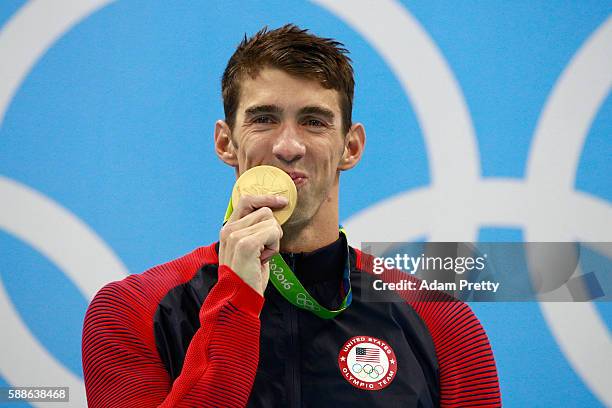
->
xmin=0 ymin=1 xmax=610 ymax=406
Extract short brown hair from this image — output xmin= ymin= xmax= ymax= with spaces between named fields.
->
xmin=222 ymin=24 xmax=355 ymax=134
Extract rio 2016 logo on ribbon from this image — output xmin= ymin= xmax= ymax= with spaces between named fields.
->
xmin=270 ymin=261 xmax=294 ymax=291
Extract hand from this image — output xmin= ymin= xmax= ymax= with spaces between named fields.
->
xmin=218 ymin=195 xmax=288 ymax=296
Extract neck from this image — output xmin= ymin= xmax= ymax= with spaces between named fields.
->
xmin=281 ymin=221 xmax=339 ymax=253
xmin=280 ymin=179 xmax=340 ymax=253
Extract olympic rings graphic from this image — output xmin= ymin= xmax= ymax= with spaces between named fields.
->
xmin=295 ymin=292 xmax=321 ymax=311
xmin=321 ymin=1 xmax=612 ymax=404
xmin=362 ymin=364 xmax=382 ymax=379
xmin=353 ymin=364 xmax=381 ymax=380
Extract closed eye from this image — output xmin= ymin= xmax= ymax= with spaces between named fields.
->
xmin=306 ymin=119 xmax=324 ymax=127
xmin=302 ymin=118 xmax=328 ymax=128
xmin=252 ymin=116 xmax=276 ymax=124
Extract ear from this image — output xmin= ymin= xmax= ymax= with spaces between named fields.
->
xmin=214 ymin=120 xmax=238 ymax=167
xmin=338 ymin=123 xmax=366 ymax=171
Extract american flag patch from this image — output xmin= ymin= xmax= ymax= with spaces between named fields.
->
xmin=355 ymin=347 xmax=380 ymax=363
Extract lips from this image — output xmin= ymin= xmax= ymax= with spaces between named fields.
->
xmin=286 ymin=171 xmax=308 ymax=187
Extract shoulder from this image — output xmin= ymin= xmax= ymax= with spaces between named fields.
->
xmin=352 ymin=246 xmax=501 ymax=404
xmin=84 ymin=243 xmax=219 ymax=331
xmin=353 ymin=246 xmax=492 ymax=341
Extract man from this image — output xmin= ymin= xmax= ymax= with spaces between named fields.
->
xmin=82 ymin=25 xmax=501 ymax=407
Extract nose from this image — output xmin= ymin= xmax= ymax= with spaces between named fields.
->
xmin=272 ymin=124 xmax=306 ymax=165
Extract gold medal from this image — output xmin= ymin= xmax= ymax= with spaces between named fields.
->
xmin=232 ymin=165 xmax=297 ymax=225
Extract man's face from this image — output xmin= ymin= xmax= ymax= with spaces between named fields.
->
xmin=228 ymin=68 xmax=347 ymax=227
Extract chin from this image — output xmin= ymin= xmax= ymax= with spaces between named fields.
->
xmin=283 ymin=206 xmax=314 ymax=229
xmin=283 ymin=213 xmax=307 ymax=229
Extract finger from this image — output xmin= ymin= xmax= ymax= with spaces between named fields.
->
xmin=260 ymin=247 xmax=277 ymax=265
xmin=227 ymin=219 xmax=282 ymax=264
xmin=225 ymin=206 xmax=278 ymax=233
xmin=227 ymin=218 xmax=282 ymax=250
xmin=246 ymin=223 xmax=283 ymax=262
xmin=220 ymin=207 xmax=281 ymax=262
xmin=229 ymin=194 xmax=288 ymax=223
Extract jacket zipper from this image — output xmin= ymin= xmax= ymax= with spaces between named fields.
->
xmin=287 ymin=253 xmax=301 ymax=408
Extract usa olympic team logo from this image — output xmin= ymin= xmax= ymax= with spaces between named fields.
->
xmin=338 ymin=336 xmax=397 ymax=391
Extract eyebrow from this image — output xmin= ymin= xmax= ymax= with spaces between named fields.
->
xmin=243 ymin=105 xmax=335 ymax=122
xmin=244 ymin=105 xmax=282 ymax=117
xmin=298 ymin=106 xmax=335 ymax=122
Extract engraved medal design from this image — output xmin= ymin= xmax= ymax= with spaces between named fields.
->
xmin=232 ymin=165 xmax=297 ymax=225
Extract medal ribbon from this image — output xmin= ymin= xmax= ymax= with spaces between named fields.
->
xmin=223 ymin=198 xmax=352 ymax=319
